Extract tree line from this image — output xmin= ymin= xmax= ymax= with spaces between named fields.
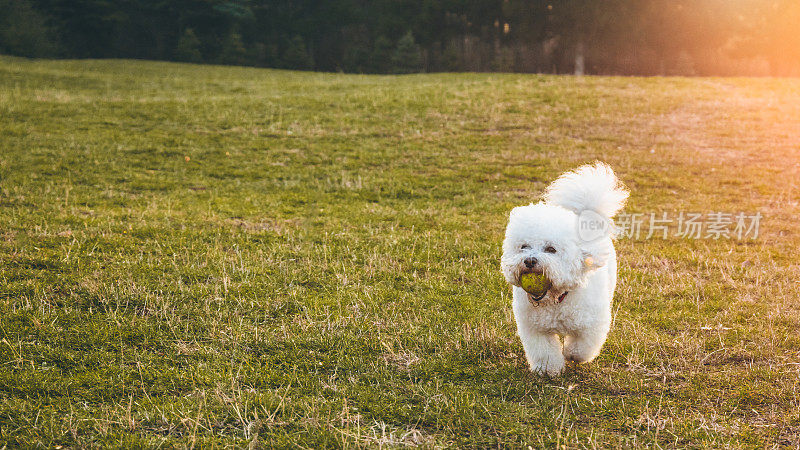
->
xmin=1 ymin=0 xmax=798 ymax=76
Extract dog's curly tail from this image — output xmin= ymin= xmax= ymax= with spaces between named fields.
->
xmin=543 ymin=162 xmax=629 ymax=219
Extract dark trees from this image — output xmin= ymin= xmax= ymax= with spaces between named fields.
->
xmin=2 ymin=0 xmax=797 ymax=76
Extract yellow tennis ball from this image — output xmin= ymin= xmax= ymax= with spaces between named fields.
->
xmin=519 ymin=272 xmax=551 ymax=298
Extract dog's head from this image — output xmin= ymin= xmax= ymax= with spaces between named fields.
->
xmin=500 ymin=203 xmax=613 ymax=294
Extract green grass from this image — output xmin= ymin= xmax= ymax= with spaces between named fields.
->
xmin=1 ymin=56 xmax=799 ymax=447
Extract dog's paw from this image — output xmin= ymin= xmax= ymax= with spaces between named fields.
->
xmin=564 ymin=345 xmax=594 ymax=364
xmin=530 ymin=355 xmax=565 ymax=376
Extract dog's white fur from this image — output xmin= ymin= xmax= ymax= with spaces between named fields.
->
xmin=501 ymin=163 xmax=628 ymax=375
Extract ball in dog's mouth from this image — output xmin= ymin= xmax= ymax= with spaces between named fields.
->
xmin=519 ymin=272 xmax=552 ymax=302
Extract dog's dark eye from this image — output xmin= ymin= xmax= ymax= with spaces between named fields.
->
xmin=544 ymin=245 xmax=557 ymax=254
xmin=520 ymin=244 xmax=530 ymax=250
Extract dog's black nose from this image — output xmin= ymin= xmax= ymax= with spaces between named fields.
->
xmin=524 ymin=257 xmax=538 ymax=268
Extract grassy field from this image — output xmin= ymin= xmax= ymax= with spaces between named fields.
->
xmin=1 ymin=56 xmax=799 ymax=447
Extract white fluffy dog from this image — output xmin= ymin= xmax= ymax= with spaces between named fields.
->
xmin=501 ymin=163 xmax=628 ymax=376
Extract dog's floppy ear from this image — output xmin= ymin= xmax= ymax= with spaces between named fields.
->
xmin=580 ymin=239 xmax=612 ymax=271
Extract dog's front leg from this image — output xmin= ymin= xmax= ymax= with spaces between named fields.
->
xmin=517 ymin=328 xmax=565 ymax=376
xmin=563 ymin=325 xmax=610 ymax=364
